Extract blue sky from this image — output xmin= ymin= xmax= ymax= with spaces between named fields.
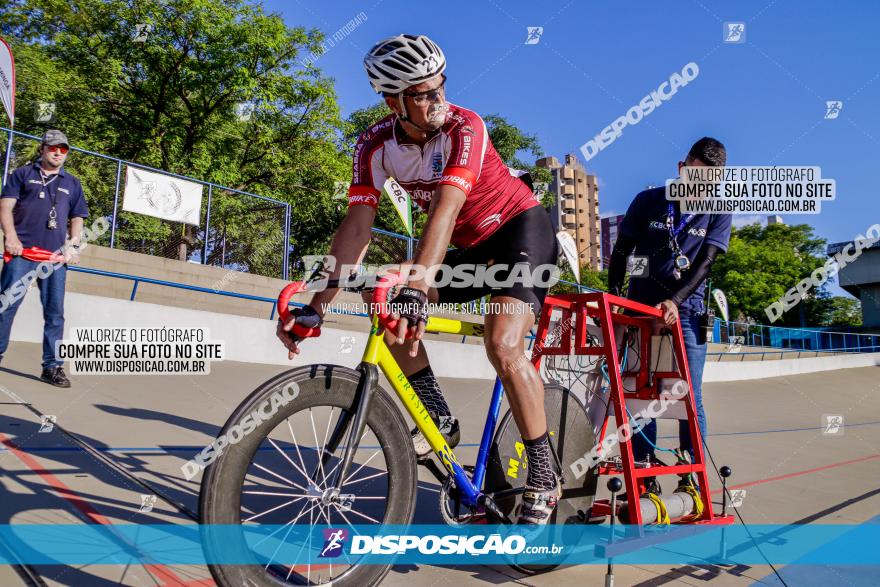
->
xmin=266 ymin=0 xmax=878 ymax=246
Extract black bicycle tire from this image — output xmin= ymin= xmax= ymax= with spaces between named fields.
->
xmin=484 ymin=382 xmax=598 ymax=574
xmin=199 ymin=364 xmax=418 ymax=587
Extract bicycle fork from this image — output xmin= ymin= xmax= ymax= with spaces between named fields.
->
xmin=309 ymin=362 xmax=377 ymax=492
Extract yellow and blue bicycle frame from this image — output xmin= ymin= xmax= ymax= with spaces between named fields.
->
xmin=337 ymin=313 xmax=506 ymax=512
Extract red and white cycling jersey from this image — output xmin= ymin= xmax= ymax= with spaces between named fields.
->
xmin=348 ymin=103 xmax=538 ymax=248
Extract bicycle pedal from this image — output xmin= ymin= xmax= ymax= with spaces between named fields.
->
xmin=469 ymin=509 xmax=489 ymax=524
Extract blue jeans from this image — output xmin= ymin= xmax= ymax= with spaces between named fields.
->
xmin=0 ymin=256 xmax=68 ymax=369
xmin=631 ymin=313 xmax=708 ymax=463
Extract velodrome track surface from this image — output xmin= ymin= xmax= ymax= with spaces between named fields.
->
xmin=1 ymin=339 xmax=878 ymax=586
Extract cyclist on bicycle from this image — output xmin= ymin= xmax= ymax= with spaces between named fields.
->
xmin=277 ymin=34 xmax=560 ymax=524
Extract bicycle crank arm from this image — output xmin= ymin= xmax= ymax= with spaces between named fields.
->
xmin=479 ymin=494 xmax=513 ymax=524
xmin=331 ymin=362 xmax=377 ymax=491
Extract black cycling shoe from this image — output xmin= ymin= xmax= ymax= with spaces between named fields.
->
xmin=40 ymin=366 xmax=71 ymax=388
xmin=412 ymin=414 xmax=460 ymax=457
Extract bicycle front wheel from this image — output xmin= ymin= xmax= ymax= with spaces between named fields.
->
xmin=200 ymin=364 xmax=417 ymax=587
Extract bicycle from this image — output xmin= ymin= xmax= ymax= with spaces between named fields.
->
xmin=199 ymin=273 xmax=598 ymax=587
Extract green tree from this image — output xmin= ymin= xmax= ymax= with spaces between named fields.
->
xmin=551 ymin=264 xmax=608 ymax=295
xmin=483 ymin=114 xmax=553 ymax=207
xmin=710 ymin=223 xmax=832 ymax=325
xmin=815 ymin=296 xmax=862 ymax=327
xmin=2 ymin=0 xmax=348 ymax=271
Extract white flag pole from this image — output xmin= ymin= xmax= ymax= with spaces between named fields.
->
xmin=0 ymin=36 xmax=16 ymax=188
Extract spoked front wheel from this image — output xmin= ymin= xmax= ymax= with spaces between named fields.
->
xmin=200 ymin=365 xmax=418 ymax=587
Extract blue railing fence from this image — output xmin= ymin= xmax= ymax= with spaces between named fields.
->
xmin=714 ymin=319 xmax=879 ymax=353
xmin=5 ymin=128 xmax=875 ymax=353
xmin=2 ymin=127 xmax=292 ymax=280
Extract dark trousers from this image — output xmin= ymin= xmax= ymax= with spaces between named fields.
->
xmin=0 ymin=256 xmax=68 ymax=369
xmin=631 ymin=314 xmax=709 ymax=463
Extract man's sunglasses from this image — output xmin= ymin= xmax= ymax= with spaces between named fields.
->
xmin=403 ymin=75 xmax=447 ymax=105
xmin=46 ymin=145 xmax=70 ymax=154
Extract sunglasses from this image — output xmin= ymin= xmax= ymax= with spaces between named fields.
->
xmin=46 ymin=145 xmax=70 ymax=154
xmin=403 ymin=75 xmax=447 ymax=105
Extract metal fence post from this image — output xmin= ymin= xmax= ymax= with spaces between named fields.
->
xmin=109 ymin=160 xmax=123 ymax=248
xmin=202 ymin=185 xmax=213 ymax=264
xmin=2 ymin=128 xmax=13 ymax=188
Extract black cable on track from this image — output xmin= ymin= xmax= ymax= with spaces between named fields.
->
xmin=0 ymin=535 xmax=49 ymax=587
xmin=14 ymin=399 xmax=199 ymax=522
xmin=703 ymin=443 xmax=790 ymax=587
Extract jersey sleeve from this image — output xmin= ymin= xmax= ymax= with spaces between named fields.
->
xmin=704 ymin=213 xmax=732 ymax=252
xmin=348 ymin=126 xmax=388 ymax=209
xmin=438 ymin=110 xmax=488 ymax=196
xmin=69 ymin=178 xmax=90 ymax=218
xmin=618 ymin=190 xmax=648 ymax=240
xmin=1 ymin=168 xmax=24 ymax=200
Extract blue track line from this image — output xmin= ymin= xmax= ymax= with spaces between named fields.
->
xmin=4 ymin=422 xmax=880 ymax=455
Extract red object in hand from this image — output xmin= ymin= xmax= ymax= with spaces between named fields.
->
xmin=3 ymin=246 xmax=66 ymax=264
xmin=276 ymin=272 xmax=413 ymax=340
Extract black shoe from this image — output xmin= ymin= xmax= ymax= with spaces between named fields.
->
xmin=40 ymin=366 xmax=71 ymax=388
xmin=412 ymin=414 xmax=460 ymax=457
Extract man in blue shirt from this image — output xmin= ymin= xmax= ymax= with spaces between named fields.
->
xmin=608 ymin=137 xmax=731 ymax=493
xmin=0 ymin=130 xmax=90 ymax=387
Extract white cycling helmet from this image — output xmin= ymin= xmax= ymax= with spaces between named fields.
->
xmin=364 ymin=34 xmax=446 ymax=94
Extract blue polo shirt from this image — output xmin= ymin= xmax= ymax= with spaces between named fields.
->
xmin=618 ymin=187 xmax=731 ymax=316
xmin=1 ymin=162 xmax=90 ymax=251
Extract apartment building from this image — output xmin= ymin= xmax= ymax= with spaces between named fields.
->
xmin=535 ymin=154 xmax=601 ymax=270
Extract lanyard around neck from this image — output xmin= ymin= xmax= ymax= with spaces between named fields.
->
xmin=39 ymin=171 xmax=60 ymax=207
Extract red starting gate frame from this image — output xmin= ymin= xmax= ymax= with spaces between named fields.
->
xmin=531 ymin=292 xmax=734 ymax=526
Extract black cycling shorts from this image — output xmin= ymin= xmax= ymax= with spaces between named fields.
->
xmin=436 ymin=206 xmax=559 ymax=315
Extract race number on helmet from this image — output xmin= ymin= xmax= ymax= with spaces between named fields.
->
xmin=363 ymin=34 xmax=446 ymax=94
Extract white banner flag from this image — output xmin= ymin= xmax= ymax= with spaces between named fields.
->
xmin=382 ymin=176 xmax=413 ymax=236
xmin=712 ymin=288 xmax=729 ymax=322
xmin=556 ymin=230 xmax=580 ymax=284
xmin=123 ymin=167 xmax=203 ymax=226
xmin=0 ymin=37 xmax=15 ymax=125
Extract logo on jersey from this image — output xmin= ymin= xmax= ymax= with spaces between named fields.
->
xmin=349 ymin=193 xmax=378 ymax=207
xmin=462 ymin=125 xmax=475 ymax=135
xmin=440 ymin=174 xmax=472 ymax=193
xmin=460 ymin=135 xmax=472 ymax=166
xmin=649 ymin=219 xmax=706 ymax=238
xmin=431 ymin=152 xmax=443 ymax=177
xmin=319 ymin=528 xmax=349 ymax=558
xmin=477 ymin=213 xmax=503 ymax=230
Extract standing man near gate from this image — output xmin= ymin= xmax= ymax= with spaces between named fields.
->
xmin=0 ymin=129 xmax=89 ymax=387
xmin=608 ymin=137 xmax=731 ymax=493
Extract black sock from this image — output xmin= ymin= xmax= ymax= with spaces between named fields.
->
xmin=409 ymin=366 xmax=452 ymax=419
xmin=524 ymin=432 xmax=557 ymax=490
